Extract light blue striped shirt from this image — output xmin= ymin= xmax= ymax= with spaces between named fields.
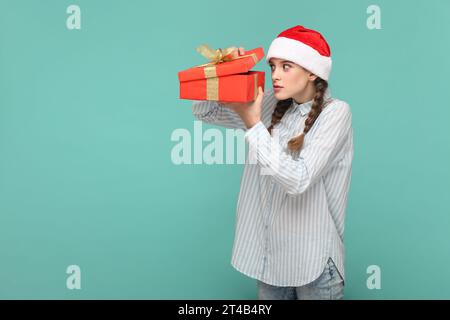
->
xmin=192 ymin=87 xmax=353 ymax=287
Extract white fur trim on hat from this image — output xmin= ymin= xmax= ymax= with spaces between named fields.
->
xmin=266 ymin=37 xmax=332 ymax=81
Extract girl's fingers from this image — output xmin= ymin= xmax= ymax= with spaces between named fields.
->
xmin=254 ymin=87 xmax=264 ymax=102
xmin=238 ymin=47 xmax=245 ymax=55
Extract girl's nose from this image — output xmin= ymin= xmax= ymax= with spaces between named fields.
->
xmin=271 ymin=69 xmax=281 ymax=82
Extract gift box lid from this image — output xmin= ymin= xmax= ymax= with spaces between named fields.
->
xmin=178 ymin=47 xmax=265 ymax=82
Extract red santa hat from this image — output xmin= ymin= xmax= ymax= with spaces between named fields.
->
xmin=266 ymin=25 xmax=332 ymax=81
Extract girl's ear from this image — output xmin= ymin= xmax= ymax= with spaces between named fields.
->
xmin=308 ymin=72 xmax=318 ymax=82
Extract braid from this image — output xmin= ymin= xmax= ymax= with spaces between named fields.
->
xmin=287 ymin=78 xmax=328 ymax=152
xmin=267 ymin=98 xmax=292 ymax=134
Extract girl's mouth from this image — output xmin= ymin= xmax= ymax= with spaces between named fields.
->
xmin=273 ymin=85 xmax=283 ymax=92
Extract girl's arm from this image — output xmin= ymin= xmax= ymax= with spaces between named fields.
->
xmin=245 ymin=100 xmax=352 ymax=196
xmin=192 ymin=89 xmax=277 ymax=130
xmin=192 ymin=100 xmax=247 ymax=129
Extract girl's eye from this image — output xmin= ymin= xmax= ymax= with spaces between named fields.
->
xmin=270 ymin=64 xmax=290 ymax=71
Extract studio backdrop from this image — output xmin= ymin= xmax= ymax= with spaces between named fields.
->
xmin=1 ymin=0 xmax=449 ymax=299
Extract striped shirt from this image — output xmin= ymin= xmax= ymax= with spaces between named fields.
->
xmin=192 ymin=87 xmax=353 ymax=286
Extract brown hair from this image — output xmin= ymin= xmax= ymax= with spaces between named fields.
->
xmin=268 ymin=77 xmax=329 ymax=152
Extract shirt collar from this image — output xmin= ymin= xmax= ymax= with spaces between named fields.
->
xmin=292 ymin=87 xmax=332 ymax=116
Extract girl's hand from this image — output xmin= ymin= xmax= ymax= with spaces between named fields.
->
xmin=221 ymin=86 xmax=264 ymax=129
xmin=220 ymin=47 xmax=264 ymax=129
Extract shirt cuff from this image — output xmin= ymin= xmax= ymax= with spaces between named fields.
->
xmin=244 ymin=121 xmax=270 ymax=144
xmin=192 ymin=100 xmax=218 ymax=115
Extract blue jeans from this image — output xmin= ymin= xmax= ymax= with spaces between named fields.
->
xmin=257 ymin=258 xmax=344 ymax=300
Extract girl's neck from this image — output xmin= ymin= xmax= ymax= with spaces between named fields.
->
xmin=292 ymin=84 xmax=316 ymax=105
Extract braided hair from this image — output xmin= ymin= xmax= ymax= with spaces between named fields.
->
xmin=268 ymin=77 xmax=329 ymax=152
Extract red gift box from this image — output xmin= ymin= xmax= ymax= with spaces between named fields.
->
xmin=178 ymin=46 xmax=265 ymax=102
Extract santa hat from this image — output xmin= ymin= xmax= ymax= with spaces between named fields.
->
xmin=266 ymin=25 xmax=332 ymax=81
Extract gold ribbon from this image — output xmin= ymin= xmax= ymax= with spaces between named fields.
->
xmin=196 ymin=44 xmax=240 ymax=66
xmin=206 ymin=78 xmax=219 ymax=100
xmin=196 ymin=44 xmax=259 ymax=100
xmin=195 ymin=44 xmax=258 ymax=78
xmin=206 ymin=73 xmax=259 ymax=101
xmin=253 ymin=73 xmax=258 ymax=100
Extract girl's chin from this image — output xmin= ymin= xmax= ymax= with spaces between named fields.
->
xmin=274 ymin=91 xmax=289 ymax=100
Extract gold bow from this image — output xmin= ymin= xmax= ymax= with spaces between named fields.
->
xmin=195 ymin=44 xmax=258 ymax=71
xmin=195 ymin=44 xmax=240 ymax=66
xmin=194 ymin=44 xmax=259 ymax=100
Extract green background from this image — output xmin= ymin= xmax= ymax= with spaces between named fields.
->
xmin=1 ymin=0 xmax=449 ymax=299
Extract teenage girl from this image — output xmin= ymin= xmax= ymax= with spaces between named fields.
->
xmin=192 ymin=25 xmax=353 ymax=300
